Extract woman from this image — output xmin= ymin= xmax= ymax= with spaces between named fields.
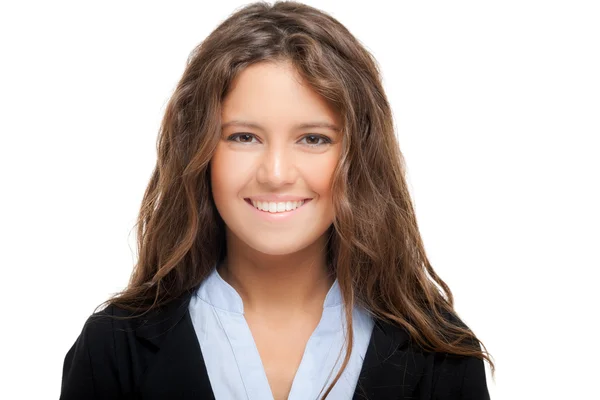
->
xmin=60 ymin=2 xmax=494 ymax=399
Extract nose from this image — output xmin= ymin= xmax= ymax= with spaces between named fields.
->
xmin=256 ymin=143 xmax=298 ymax=187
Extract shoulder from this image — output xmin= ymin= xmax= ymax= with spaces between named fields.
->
xmin=64 ymin=302 xmax=145 ymax=365
xmin=61 ymin=300 xmax=178 ymax=398
xmin=429 ymin=351 xmax=489 ymax=400
xmin=423 ymin=311 xmax=490 ymax=400
xmin=73 ymin=303 xmax=142 ymax=347
xmin=83 ymin=289 xmax=196 ymax=338
xmin=60 ymin=304 xmax=135 ymax=398
xmin=371 ymin=312 xmax=490 ymax=399
xmin=61 ymin=293 xmax=196 ymax=399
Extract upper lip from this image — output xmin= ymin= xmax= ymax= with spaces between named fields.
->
xmin=245 ymin=195 xmax=313 ymax=202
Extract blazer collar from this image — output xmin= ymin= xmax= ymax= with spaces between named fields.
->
xmin=353 ymin=319 xmax=429 ymax=399
xmin=134 ymin=288 xmax=197 ymax=348
xmin=134 ymin=289 xmax=428 ymax=400
xmin=135 ymin=286 xmax=215 ymax=400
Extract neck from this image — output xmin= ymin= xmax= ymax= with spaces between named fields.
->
xmin=218 ymin=231 xmax=334 ymax=317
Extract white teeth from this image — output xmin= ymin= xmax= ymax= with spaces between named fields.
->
xmin=250 ymin=200 xmax=305 ymax=213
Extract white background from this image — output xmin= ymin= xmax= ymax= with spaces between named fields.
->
xmin=1 ymin=1 xmax=598 ymax=399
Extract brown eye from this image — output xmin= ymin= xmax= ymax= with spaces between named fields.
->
xmin=227 ymin=133 xmax=257 ymax=143
xmin=306 ymin=135 xmax=319 ymax=145
xmin=300 ymin=134 xmax=331 ymax=147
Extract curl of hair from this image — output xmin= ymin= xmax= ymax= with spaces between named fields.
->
xmin=98 ymin=1 xmax=494 ymax=397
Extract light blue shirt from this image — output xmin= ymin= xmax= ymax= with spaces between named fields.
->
xmin=188 ymin=267 xmax=375 ymax=400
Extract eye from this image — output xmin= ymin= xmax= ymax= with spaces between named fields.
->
xmin=299 ymin=134 xmax=332 ymax=147
xmin=227 ymin=133 xmax=259 ymax=143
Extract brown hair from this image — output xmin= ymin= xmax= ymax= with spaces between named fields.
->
xmin=99 ymin=1 xmax=494 ymax=397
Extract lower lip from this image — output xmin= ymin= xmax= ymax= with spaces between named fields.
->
xmin=244 ymin=199 xmax=312 ymax=220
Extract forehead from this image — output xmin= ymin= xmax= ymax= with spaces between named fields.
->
xmin=221 ymin=61 xmax=341 ymax=130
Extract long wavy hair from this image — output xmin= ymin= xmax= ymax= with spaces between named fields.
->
xmin=99 ymin=1 xmax=494 ymax=397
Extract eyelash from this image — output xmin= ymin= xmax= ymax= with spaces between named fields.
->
xmin=226 ymin=133 xmax=332 ymax=147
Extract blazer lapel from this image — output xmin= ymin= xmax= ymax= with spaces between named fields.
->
xmin=135 ymin=289 xmax=215 ymax=400
xmin=130 ymin=289 xmax=428 ymax=400
xmin=353 ymin=319 xmax=429 ymax=400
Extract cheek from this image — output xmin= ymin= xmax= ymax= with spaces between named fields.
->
xmin=210 ymin=146 xmax=241 ymax=203
xmin=301 ymin=152 xmax=338 ymax=199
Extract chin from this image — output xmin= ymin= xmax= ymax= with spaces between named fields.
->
xmin=245 ymin=237 xmax=313 ymax=257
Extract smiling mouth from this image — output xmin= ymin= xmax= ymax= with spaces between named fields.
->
xmin=244 ymin=198 xmax=312 ymax=214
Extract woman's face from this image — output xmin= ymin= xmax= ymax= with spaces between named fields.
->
xmin=210 ymin=61 xmax=343 ymax=256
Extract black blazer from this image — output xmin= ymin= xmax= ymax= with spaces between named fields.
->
xmin=60 ymin=290 xmax=490 ymax=400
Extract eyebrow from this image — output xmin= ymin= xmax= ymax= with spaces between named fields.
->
xmin=221 ymin=119 xmax=341 ymax=132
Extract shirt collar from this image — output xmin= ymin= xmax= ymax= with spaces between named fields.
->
xmin=195 ymin=266 xmax=343 ymax=314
